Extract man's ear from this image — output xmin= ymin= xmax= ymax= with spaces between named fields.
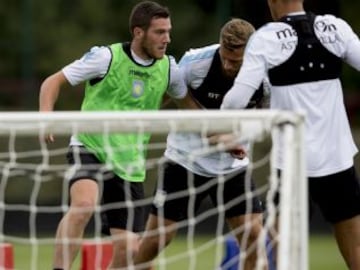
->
xmin=133 ymin=27 xmax=144 ymax=39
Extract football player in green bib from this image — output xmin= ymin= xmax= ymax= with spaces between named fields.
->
xmin=39 ymin=1 xmax=195 ymax=269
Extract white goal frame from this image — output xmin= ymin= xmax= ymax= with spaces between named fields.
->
xmin=0 ymin=109 xmax=307 ymax=270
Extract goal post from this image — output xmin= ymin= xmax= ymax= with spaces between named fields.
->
xmin=0 ymin=110 xmax=307 ymax=270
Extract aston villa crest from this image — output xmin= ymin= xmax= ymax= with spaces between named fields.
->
xmin=132 ymin=80 xmax=144 ymax=98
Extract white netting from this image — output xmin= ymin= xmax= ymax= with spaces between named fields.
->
xmin=0 ymin=110 xmax=306 ymax=270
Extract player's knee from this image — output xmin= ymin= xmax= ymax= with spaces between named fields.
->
xmin=144 ymin=236 xmax=162 ymax=249
xmin=112 ymin=234 xmax=140 ymax=265
xmin=68 ymin=200 xmax=95 ymax=224
xmin=248 ymin=223 xmax=263 ymax=242
xmin=113 ymin=248 xmax=138 ymax=265
xmin=144 ymin=233 xmax=173 ymax=250
xmin=234 ymin=223 xmax=263 ymax=246
xmin=248 ymin=228 xmax=260 ymax=244
xmin=252 ymin=221 xmax=263 ymax=236
xmin=113 ymin=231 xmax=141 ymax=253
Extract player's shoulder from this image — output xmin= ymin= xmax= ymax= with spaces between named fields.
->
xmin=88 ymin=45 xmax=111 ymax=55
xmin=184 ymin=43 xmax=219 ymax=56
xmin=81 ymin=45 xmax=112 ymax=62
xmin=256 ymin=21 xmax=296 ymax=40
xmin=179 ymin=44 xmax=219 ymax=66
xmin=313 ymin=14 xmax=356 ymax=48
xmin=246 ymin=22 xmax=295 ymax=52
xmin=314 ymin=14 xmax=353 ymax=34
xmin=314 ymin=14 xmax=347 ymax=27
xmin=166 ymin=55 xmax=178 ymax=70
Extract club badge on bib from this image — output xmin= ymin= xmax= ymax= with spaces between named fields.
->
xmin=132 ymin=80 xmax=144 ymax=98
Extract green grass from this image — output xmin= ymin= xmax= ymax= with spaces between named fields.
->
xmin=9 ymin=234 xmax=347 ymax=270
xmin=309 ymin=234 xmax=347 ymax=270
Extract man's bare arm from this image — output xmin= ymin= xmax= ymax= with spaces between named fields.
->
xmin=39 ymin=71 xmax=69 ymax=142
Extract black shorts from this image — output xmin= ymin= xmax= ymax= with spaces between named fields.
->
xmin=150 ymin=161 xmax=263 ymax=222
xmin=66 ymin=146 xmax=145 ymax=232
xmin=309 ymin=166 xmax=360 ymax=224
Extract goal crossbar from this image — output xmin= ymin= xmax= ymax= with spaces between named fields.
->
xmin=0 ymin=110 xmax=303 ymax=136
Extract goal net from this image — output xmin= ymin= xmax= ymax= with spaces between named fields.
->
xmin=0 ymin=110 xmax=307 ymax=270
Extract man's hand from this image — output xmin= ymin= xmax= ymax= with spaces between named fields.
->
xmin=207 ymin=133 xmax=247 ymax=159
xmin=228 ymin=145 xmax=246 ymax=159
xmin=45 ymin=134 xmax=55 ymax=143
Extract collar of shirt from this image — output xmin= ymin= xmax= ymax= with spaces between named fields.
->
xmin=131 ymin=49 xmax=154 ymax=66
xmin=286 ymin=11 xmax=306 ymax=16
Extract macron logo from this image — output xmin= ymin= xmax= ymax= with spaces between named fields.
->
xmin=276 ymin=28 xmax=297 ymax=40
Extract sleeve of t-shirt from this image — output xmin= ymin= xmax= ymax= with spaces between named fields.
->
xmin=179 ymin=51 xmax=194 ymax=88
xmin=315 ymin=15 xmax=360 ymax=71
xmin=337 ymin=18 xmax=360 ymax=71
xmin=221 ymin=32 xmax=268 ymax=109
xmin=166 ymin=56 xmax=188 ymax=99
xmin=62 ymin=46 xmax=112 ymax=86
xmin=179 ymin=45 xmax=216 ymax=91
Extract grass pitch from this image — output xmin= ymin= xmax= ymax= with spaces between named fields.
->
xmin=11 ymin=233 xmax=346 ymax=270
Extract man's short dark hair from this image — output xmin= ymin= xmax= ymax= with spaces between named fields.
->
xmin=129 ymin=1 xmax=170 ymax=36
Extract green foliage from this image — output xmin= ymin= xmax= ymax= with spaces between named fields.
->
xmin=0 ymin=0 xmax=224 ymax=110
xmin=0 ymin=0 xmax=220 ymax=78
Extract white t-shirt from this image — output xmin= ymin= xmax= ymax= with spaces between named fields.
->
xmin=222 ymin=13 xmax=360 ymax=177
xmin=165 ymin=44 xmax=250 ymax=177
xmin=61 ymin=45 xmax=188 ymax=146
xmin=62 ymin=45 xmax=187 ymax=98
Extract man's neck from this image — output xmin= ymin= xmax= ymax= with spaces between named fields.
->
xmin=277 ymin=3 xmax=305 ymax=20
xmin=130 ymin=42 xmax=154 ymax=66
xmin=131 ymin=49 xmax=154 ymax=66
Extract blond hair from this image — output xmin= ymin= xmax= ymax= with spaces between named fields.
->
xmin=220 ymin=18 xmax=255 ymax=50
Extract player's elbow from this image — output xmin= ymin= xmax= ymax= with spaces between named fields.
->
xmin=39 ymin=71 xmax=67 ymax=111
